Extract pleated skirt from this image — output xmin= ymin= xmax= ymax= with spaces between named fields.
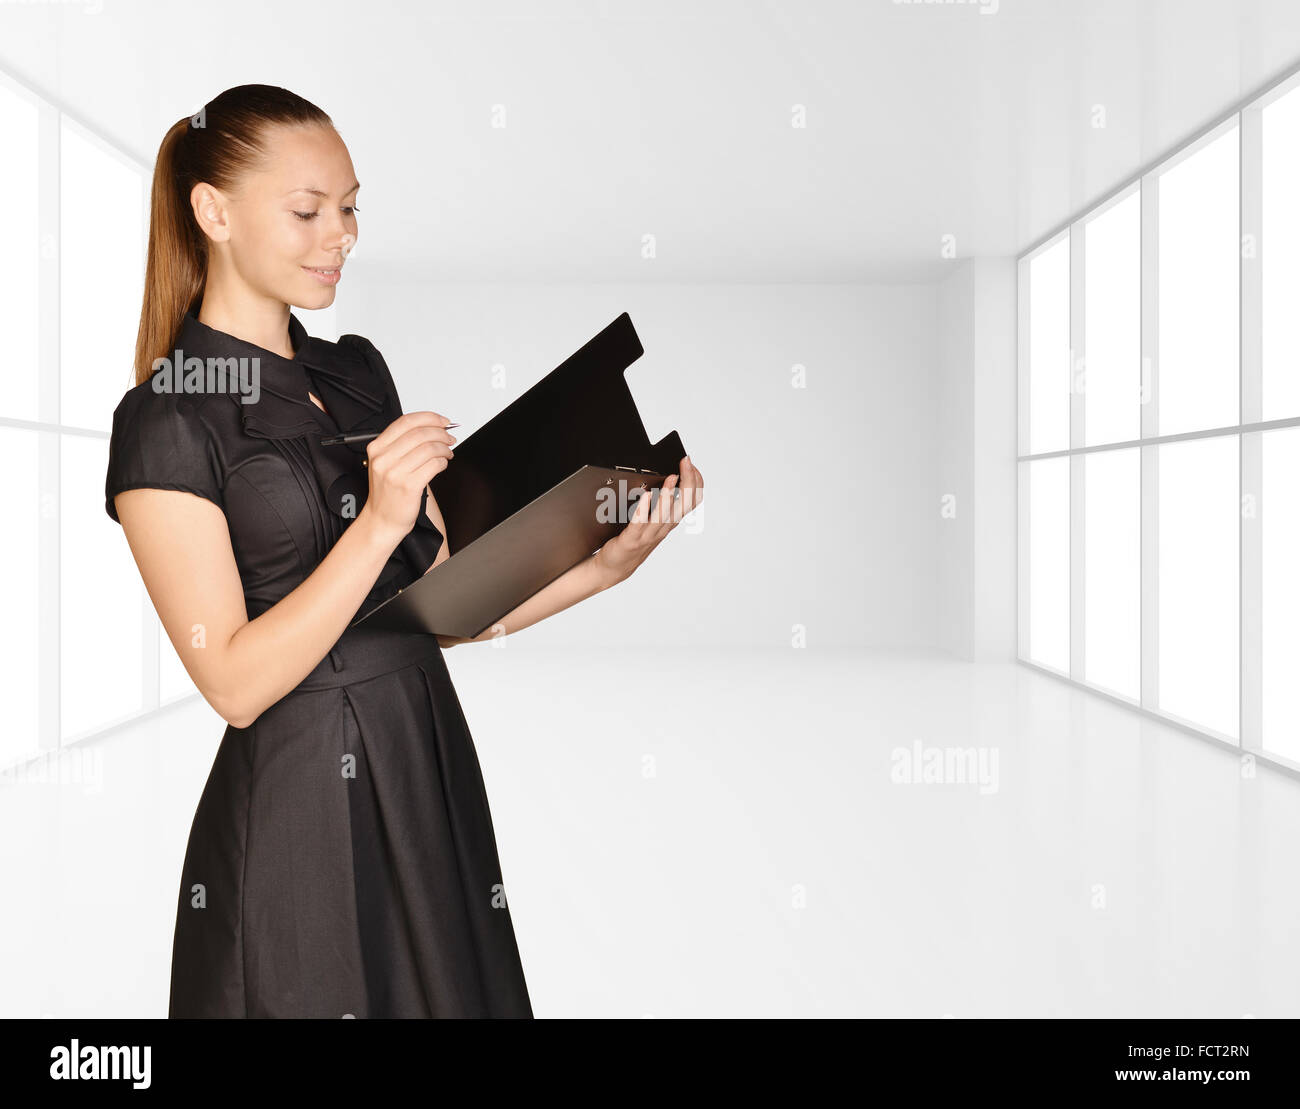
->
xmin=166 ymin=626 xmax=533 ymax=1018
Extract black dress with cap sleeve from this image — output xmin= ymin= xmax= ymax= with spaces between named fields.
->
xmin=104 ymin=308 xmax=532 ymax=1018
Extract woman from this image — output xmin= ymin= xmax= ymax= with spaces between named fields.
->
xmin=105 ymin=84 xmax=703 ymax=1018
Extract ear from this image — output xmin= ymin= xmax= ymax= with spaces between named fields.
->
xmin=190 ymin=181 xmax=231 ymax=244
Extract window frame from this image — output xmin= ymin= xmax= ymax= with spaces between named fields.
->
xmin=1017 ymin=63 xmax=1300 ymax=782
xmin=0 ymin=65 xmax=198 ymax=772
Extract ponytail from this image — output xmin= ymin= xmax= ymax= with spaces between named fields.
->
xmin=133 ymin=85 xmax=333 ymax=385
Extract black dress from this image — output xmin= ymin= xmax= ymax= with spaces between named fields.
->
xmin=104 ymin=308 xmax=533 ymax=1018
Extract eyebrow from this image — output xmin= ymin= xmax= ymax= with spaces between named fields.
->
xmin=283 ymin=181 xmax=361 ymax=198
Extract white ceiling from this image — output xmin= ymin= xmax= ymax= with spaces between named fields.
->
xmin=6 ymin=0 xmax=1300 ymax=282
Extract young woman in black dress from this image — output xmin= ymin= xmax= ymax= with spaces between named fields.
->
xmin=105 ymin=84 xmax=703 ymax=1018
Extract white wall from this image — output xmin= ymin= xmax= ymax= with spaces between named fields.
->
xmin=936 ymin=258 xmax=1017 ymax=663
xmin=336 ymin=274 xmax=942 ymax=648
xmin=937 ymin=263 xmax=976 ymax=660
xmin=971 ymin=258 xmax=1017 ymax=663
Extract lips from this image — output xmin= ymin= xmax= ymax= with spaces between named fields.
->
xmin=302 ymin=265 xmax=342 ymax=286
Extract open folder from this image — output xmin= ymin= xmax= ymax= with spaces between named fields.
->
xmin=353 ymin=313 xmax=687 ymax=639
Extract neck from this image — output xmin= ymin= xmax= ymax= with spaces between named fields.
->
xmin=196 ymin=283 xmax=296 ymax=360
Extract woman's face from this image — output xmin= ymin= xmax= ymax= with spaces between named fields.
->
xmin=195 ymin=123 xmax=360 ymax=311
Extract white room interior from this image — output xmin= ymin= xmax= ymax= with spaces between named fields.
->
xmin=3 ymin=0 xmax=1300 ymax=1017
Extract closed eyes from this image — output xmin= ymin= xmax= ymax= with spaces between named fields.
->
xmin=292 ymin=207 xmax=359 ymax=221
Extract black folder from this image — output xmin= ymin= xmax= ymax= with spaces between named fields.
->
xmin=353 ymin=313 xmax=686 ymax=639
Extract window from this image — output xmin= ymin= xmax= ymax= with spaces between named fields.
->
xmin=1082 ymin=190 xmax=1140 ymax=447
xmin=1027 ymin=236 xmax=1070 ymax=456
xmin=1019 ymin=87 xmax=1300 ymax=772
xmin=1156 ymin=436 xmax=1239 ymax=739
xmin=61 ymin=435 xmax=146 ymax=740
xmin=1261 ymin=85 xmax=1300 ymax=421
xmin=1262 ymin=427 xmax=1300 ymax=763
xmin=0 ymin=69 xmax=350 ymax=770
xmin=58 ymin=117 xmax=155 ymax=742
xmin=1083 ymin=448 xmax=1139 ymax=700
xmin=60 ymin=118 xmax=145 ymax=433
xmin=0 ymin=68 xmax=189 ymax=769
xmin=1026 ymin=457 xmax=1069 ymax=673
xmin=1156 ymin=125 xmax=1240 ymax=437
xmin=0 ymin=426 xmax=41 ymax=767
xmin=0 ymin=76 xmax=46 ymax=767
xmin=0 ymin=78 xmax=40 ymax=424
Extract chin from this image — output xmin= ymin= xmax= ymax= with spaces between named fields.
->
xmin=297 ymin=285 xmax=338 ymax=311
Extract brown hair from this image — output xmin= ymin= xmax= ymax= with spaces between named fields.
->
xmin=133 ymin=84 xmax=333 ymax=385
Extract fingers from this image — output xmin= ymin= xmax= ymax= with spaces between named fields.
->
xmin=391 ymin=439 xmax=454 ymax=482
xmin=628 ymin=480 xmax=654 ymax=531
xmin=382 ymin=422 xmax=456 ymax=461
xmin=653 ymin=474 xmax=679 ymax=527
xmin=365 ymin=411 xmax=454 ymax=459
xmin=680 ymin=456 xmax=703 ymax=515
xmin=648 ymin=458 xmax=702 ymax=533
xmin=368 ymin=425 xmax=456 ymax=486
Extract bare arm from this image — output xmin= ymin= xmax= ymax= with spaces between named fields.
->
xmin=115 ymin=410 xmax=457 ymax=729
xmin=436 ymin=456 xmax=703 ymax=648
xmin=424 ymin=477 xmax=621 ymax=650
xmin=437 ymin=548 xmax=624 ymax=648
xmin=116 ymin=488 xmax=398 ymax=728
xmin=421 ymin=484 xmax=452 ymax=575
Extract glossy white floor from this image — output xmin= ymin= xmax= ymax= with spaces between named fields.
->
xmin=3 ymin=645 xmax=1296 ymax=1018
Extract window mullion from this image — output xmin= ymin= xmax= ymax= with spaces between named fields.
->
xmin=1069 ymin=223 xmax=1086 ymax=681
xmin=1240 ymin=104 xmax=1263 ymax=754
xmin=36 ymin=96 xmax=59 ymax=755
xmin=1139 ymin=171 xmax=1160 ymax=713
xmin=1017 ymin=257 xmax=1031 ymax=660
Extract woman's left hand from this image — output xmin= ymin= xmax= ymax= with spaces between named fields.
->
xmin=595 ymin=455 xmax=704 ymax=585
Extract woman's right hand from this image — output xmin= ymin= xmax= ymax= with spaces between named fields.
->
xmin=358 ymin=411 xmax=457 ymax=548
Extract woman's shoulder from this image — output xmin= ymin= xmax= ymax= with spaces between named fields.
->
xmin=110 ymin=370 xmax=225 ymax=434
xmin=335 ymin=332 xmax=390 ymax=377
xmin=105 ymin=375 xmax=227 ymax=524
xmin=113 ymin=366 xmax=224 ymax=416
xmin=335 ymin=332 xmax=403 ymax=412
xmin=336 ymin=332 xmax=381 ymax=357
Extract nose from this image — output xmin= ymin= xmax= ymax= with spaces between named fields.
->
xmin=323 ymin=214 xmax=356 ymax=260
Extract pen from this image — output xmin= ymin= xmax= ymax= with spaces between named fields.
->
xmin=320 ymin=423 xmax=459 ymax=447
